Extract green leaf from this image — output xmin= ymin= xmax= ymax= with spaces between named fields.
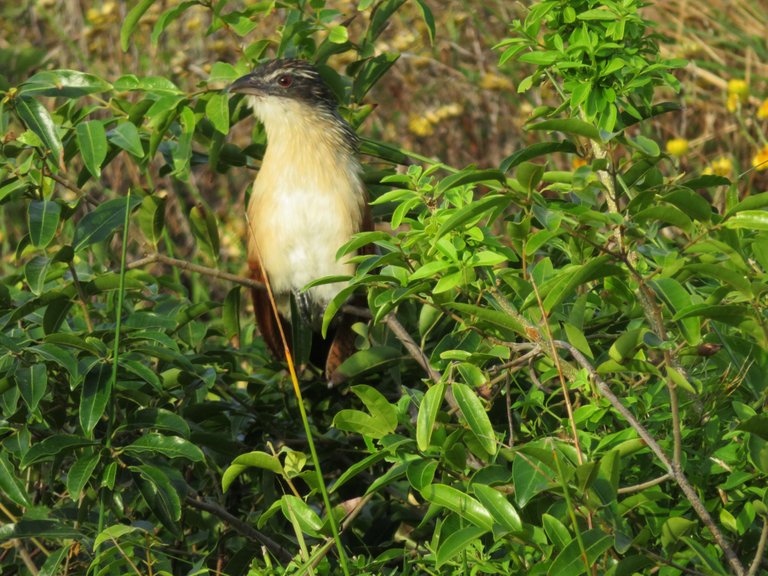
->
xmin=328 ymin=25 xmax=349 ymax=44
xmin=435 ymin=525 xmax=488 ymax=568
xmin=435 ymin=169 xmax=506 ymax=195
xmin=21 ymin=435 xmax=96 ymax=468
xmin=109 ymin=122 xmax=145 ymax=157
xmin=151 ymin=1 xmax=198 ymax=45
xmin=79 ymin=363 xmax=112 ymax=435
xmin=19 ymin=70 xmax=112 ymax=98
xmin=352 ymin=384 xmax=398 ymax=431
xmin=121 ymin=0 xmax=155 ymax=52
xmin=28 ymin=200 xmax=61 ymax=248
xmin=737 ymin=415 xmax=768 ymax=441
xmin=417 ymin=381 xmax=446 ymax=451
xmin=137 ymin=194 xmax=166 ymax=246
xmin=76 ymin=120 xmax=108 ymax=178
xmin=73 ymin=195 xmax=142 ymax=252
xmin=94 ymin=524 xmax=143 ymax=550
xmin=414 ymin=0 xmax=435 ymax=44
xmin=547 ymin=528 xmax=613 ymax=576
xmin=0 ymin=453 xmax=31 ymax=507
xmin=205 ymin=92 xmax=230 ymax=135
xmin=501 ymin=141 xmax=577 ymax=172
xmin=420 ymin=483 xmax=494 ymax=531
xmin=473 ymin=484 xmax=523 ymax=533
xmin=433 ymin=194 xmax=511 ymax=243
xmin=222 ymin=286 xmax=241 ymax=340
xmin=513 ymin=452 xmax=552 ymax=507
xmin=66 ymin=451 xmax=100 ymax=501
xmin=528 ymin=118 xmax=603 ymax=142
xmin=189 ymin=202 xmax=220 ymax=259
xmin=223 ymin=451 xmax=284 ymax=492
xmin=0 ymin=520 xmax=81 ymax=542
xmin=453 ymin=382 xmax=496 ymax=456
xmin=407 ymin=459 xmax=438 ymax=491
xmin=16 ymin=363 xmax=47 ymax=412
xmin=541 ymin=256 xmax=621 ymax=312
xmin=447 ymin=302 xmax=526 ymax=338
xmin=15 ymin=97 xmax=63 ymax=166
xmin=131 ymin=464 xmax=182 ymax=533
xmin=281 ymin=495 xmax=324 ymax=537
xmin=123 ymin=433 xmax=205 ymax=462
xmin=723 ymin=210 xmax=768 ymax=231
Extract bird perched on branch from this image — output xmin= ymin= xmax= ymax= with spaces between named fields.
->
xmin=229 ymin=58 xmax=372 ymax=384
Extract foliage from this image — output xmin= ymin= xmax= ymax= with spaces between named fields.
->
xmin=1 ymin=1 xmax=767 ymax=576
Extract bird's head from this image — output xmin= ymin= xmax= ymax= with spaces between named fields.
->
xmin=229 ymin=59 xmax=339 ymax=113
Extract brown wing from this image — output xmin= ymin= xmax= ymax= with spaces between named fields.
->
xmin=325 ymin=200 xmax=374 ymax=384
xmin=249 ymin=257 xmax=288 ymax=361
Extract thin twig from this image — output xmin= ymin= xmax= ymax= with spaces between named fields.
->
xmin=185 ymin=497 xmax=292 ymax=563
xmin=747 ymin=518 xmax=768 ymax=576
xmin=126 ymin=253 xmax=264 ymax=290
xmin=617 ymin=473 xmax=671 ymax=494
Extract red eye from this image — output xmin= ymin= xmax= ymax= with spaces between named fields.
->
xmin=277 ymin=75 xmax=293 ymax=88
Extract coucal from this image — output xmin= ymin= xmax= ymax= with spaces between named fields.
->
xmin=229 ymin=59 xmax=372 ymax=384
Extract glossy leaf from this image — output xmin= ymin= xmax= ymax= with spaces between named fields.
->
xmin=21 ymin=435 xmax=96 ymax=468
xmin=73 ymin=195 xmax=142 ymax=252
xmin=123 ymin=433 xmax=205 ymax=462
xmin=435 ymin=525 xmax=488 ymax=567
xmin=28 ymin=200 xmax=61 ymax=248
xmin=0 ymin=453 xmax=31 ymax=507
xmin=75 ymin=120 xmax=108 ymax=178
xmin=66 ymin=451 xmax=100 ymax=501
xmin=473 ymin=484 xmax=523 ymax=532
xmin=16 ymin=363 xmax=47 ymax=412
xmin=109 ymin=122 xmax=145 ymax=157
xmin=417 ymin=381 xmax=446 ymax=451
xmin=547 ymin=528 xmax=613 ymax=576
xmin=79 ymin=363 xmax=112 ymax=436
xmin=121 ymin=0 xmax=155 ymax=51
xmin=420 ymin=483 xmax=494 ymax=530
xmin=452 ymin=382 xmax=496 ymax=455
xmin=19 ymin=70 xmax=112 ymax=98
xmin=15 ymin=97 xmax=63 ymax=166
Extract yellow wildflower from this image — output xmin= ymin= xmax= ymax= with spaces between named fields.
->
xmin=704 ymin=156 xmax=733 ymax=177
xmin=571 ymin=157 xmax=588 ymax=169
xmin=727 ymin=79 xmax=749 ymax=100
xmin=757 ymin=99 xmax=768 ymax=120
xmin=752 ymin=145 xmax=768 ymax=171
xmin=408 ymin=115 xmax=434 ymax=137
xmin=480 ymin=72 xmax=514 ymax=91
xmin=726 ymin=93 xmax=740 ymax=113
xmin=665 ymin=138 xmax=689 ymax=158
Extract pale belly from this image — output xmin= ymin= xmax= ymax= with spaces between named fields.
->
xmin=247 ymin=182 xmax=360 ymax=323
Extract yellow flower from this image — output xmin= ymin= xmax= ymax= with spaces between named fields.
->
xmin=571 ymin=157 xmax=588 ymax=169
xmin=706 ymin=156 xmax=733 ymax=177
xmin=480 ymin=72 xmax=514 ymax=91
xmin=408 ymin=115 xmax=434 ymax=137
xmin=726 ymin=93 xmax=740 ymax=113
xmin=752 ymin=145 xmax=768 ymax=171
xmin=665 ymin=138 xmax=689 ymax=158
xmin=757 ymin=99 xmax=768 ymax=120
xmin=727 ymin=79 xmax=749 ymax=99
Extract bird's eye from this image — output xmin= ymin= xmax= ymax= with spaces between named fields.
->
xmin=276 ymin=74 xmax=293 ymax=88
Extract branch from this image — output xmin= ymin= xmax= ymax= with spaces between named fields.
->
xmin=552 ymin=339 xmax=745 ymax=576
xmin=126 ymin=253 xmax=264 ymax=290
xmin=185 ymin=497 xmax=292 ymax=563
xmin=747 ymin=518 xmax=768 ymax=576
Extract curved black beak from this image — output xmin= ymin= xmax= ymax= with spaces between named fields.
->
xmin=228 ymin=73 xmax=263 ymax=95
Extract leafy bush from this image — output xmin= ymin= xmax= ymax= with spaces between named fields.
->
xmin=1 ymin=1 xmax=767 ymax=575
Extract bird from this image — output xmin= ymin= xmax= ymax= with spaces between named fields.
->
xmin=228 ymin=58 xmax=373 ymax=384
